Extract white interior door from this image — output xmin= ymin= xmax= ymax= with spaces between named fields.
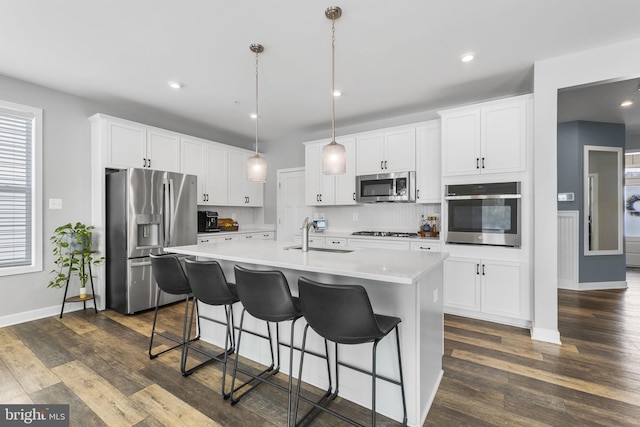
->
xmin=277 ymin=168 xmax=311 ymax=242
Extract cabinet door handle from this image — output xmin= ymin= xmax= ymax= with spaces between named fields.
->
xmin=353 ymin=192 xmax=356 ymax=201
xmin=481 ymin=157 xmax=485 ymax=169
xmin=143 ymin=158 xmax=147 ymax=168
xmin=482 ymin=264 xmax=486 ymax=275
xmin=476 ymin=264 xmax=480 ymax=275
xmin=247 ymin=196 xmax=250 ymax=204
xmin=225 ymin=237 xmax=232 ymax=240
xmin=319 ymin=194 xmax=322 ymax=202
xmin=420 ymin=246 xmax=431 ymax=250
xmin=148 ymin=158 xmax=151 ymax=168
xmin=476 ymin=158 xmax=480 ymax=169
xmin=384 ymin=160 xmax=388 ymax=169
xmin=380 ymin=161 xmax=384 ymax=170
xmin=417 ymin=189 xmax=420 ymax=199
xmin=246 ymin=235 xmax=252 ymax=239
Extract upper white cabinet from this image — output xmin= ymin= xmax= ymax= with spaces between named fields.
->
xmin=100 ymin=116 xmax=180 ymax=172
xmin=305 ymin=137 xmax=357 ymax=206
xmin=415 ymin=121 xmax=441 ymax=203
xmin=227 ymin=149 xmax=264 ymax=207
xmin=440 ymin=95 xmax=529 ymax=177
xmin=181 ymin=137 xmax=228 ymax=205
xmin=356 ymin=127 xmax=415 ymax=175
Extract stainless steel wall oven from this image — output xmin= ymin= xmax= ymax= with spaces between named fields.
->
xmin=445 ymin=181 xmax=521 ymax=247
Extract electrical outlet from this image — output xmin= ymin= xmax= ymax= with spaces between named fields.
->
xmin=433 ymin=288 xmax=439 ymax=303
xmin=352 ymin=213 xmax=358 ymax=221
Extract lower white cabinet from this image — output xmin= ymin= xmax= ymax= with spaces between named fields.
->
xmin=444 ymin=257 xmax=530 ymax=323
xmin=410 ymin=241 xmax=441 ymax=252
xmin=293 ymin=236 xmax=325 ymax=247
xmin=347 ymin=238 xmax=410 ymax=250
xmin=198 ymin=231 xmax=274 ymax=244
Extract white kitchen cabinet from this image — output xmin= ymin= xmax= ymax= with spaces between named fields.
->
xmin=181 ymin=137 xmax=228 ymax=205
xmin=410 ymin=241 xmax=441 ymax=252
xmin=102 ymin=117 xmax=180 ymax=171
xmin=415 ymin=121 xmax=441 ymax=203
xmin=227 ymin=149 xmax=264 ymax=207
xmin=304 ymin=138 xmax=357 ymax=206
xmin=293 ymin=236 xmax=325 ymax=247
xmin=356 ymin=127 xmax=415 ymax=175
xmin=347 ymin=238 xmax=410 ymax=250
xmin=325 ymin=237 xmax=347 ymax=247
xmin=440 ymin=95 xmax=529 ymax=177
xmin=444 ymin=257 xmax=529 ymax=321
xmin=241 ymin=231 xmax=274 ymax=241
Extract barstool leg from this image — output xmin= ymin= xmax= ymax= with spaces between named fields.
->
xmin=286 ymin=317 xmax=299 ymax=427
xmin=229 ymin=308 xmax=246 ymax=403
xmin=148 ymin=291 xmax=163 ymax=359
xmin=372 ymin=339 xmax=380 ymax=426
xmin=395 ymin=326 xmax=408 ymax=426
xmin=293 ymin=324 xmax=310 ymax=424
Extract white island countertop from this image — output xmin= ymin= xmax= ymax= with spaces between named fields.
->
xmin=167 ymin=239 xmax=448 ymax=285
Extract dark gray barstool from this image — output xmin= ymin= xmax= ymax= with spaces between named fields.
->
xmin=229 ymin=265 xmax=303 ymax=427
xmin=148 ymin=253 xmax=196 ymax=367
xmin=294 ymin=276 xmax=408 ymax=427
xmin=184 ymin=258 xmax=240 ymax=397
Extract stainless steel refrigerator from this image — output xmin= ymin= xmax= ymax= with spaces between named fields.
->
xmin=106 ymin=168 xmax=197 ymax=314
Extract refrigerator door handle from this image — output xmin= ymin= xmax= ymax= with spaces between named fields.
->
xmin=163 ymin=178 xmax=170 ymax=247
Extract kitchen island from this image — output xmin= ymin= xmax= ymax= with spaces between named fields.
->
xmin=166 ymin=240 xmax=447 ymax=426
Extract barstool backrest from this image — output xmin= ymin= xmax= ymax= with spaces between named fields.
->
xmin=185 ymin=259 xmax=238 ymax=305
xmin=298 ymin=276 xmax=381 ymax=344
xmin=150 ymin=253 xmax=191 ymax=295
xmin=234 ymin=265 xmax=299 ymax=322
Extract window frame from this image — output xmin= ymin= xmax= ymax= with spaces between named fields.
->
xmin=0 ymin=99 xmax=43 ymax=276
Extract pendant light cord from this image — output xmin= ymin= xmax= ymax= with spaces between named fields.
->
xmin=331 ymin=17 xmax=336 ymax=143
xmin=255 ymin=49 xmax=259 ymax=156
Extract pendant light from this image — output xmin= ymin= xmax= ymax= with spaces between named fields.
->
xmin=247 ymin=43 xmax=267 ymax=182
xmin=322 ymin=6 xmax=346 ymax=175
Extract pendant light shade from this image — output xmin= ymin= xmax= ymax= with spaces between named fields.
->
xmin=322 ymin=6 xmax=346 ymax=175
xmin=247 ymin=153 xmax=267 ymax=182
xmin=247 ymin=43 xmax=267 ymax=182
xmin=322 ymin=140 xmax=346 ymax=174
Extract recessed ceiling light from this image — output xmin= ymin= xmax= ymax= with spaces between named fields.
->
xmin=460 ymin=53 xmax=475 ymax=63
xmin=333 ymin=90 xmax=342 ymax=97
xmin=250 ymin=113 xmax=258 ymax=119
xmin=168 ymin=81 xmax=182 ymax=89
xmin=621 ymin=100 xmax=634 ymax=107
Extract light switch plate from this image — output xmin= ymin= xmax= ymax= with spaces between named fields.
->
xmin=557 ymin=192 xmax=575 ymax=202
xmin=49 ymin=198 xmax=62 ymax=209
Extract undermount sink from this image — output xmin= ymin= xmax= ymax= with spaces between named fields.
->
xmin=284 ymin=245 xmax=353 ymax=253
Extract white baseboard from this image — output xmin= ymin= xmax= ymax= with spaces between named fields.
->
xmin=530 ymin=327 xmax=561 ymax=344
xmin=0 ymin=304 xmax=85 ymax=328
xmin=558 ymin=279 xmax=578 ymax=290
xmin=577 ymin=280 xmax=627 ymax=290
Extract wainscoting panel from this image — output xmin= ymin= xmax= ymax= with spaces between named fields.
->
xmin=558 ymin=211 xmax=579 ymax=290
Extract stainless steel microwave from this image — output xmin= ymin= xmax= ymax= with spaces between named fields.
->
xmin=356 ymin=171 xmax=416 ymax=203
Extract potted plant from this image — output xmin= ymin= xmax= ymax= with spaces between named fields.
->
xmin=48 ymin=222 xmax=104 ymax=298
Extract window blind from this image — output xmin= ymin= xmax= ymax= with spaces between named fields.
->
xmin=0 ymin=111 xmax=33 ymax=267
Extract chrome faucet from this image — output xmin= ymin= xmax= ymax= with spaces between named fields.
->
xmin=301 ymin=217 xmax=317 ymax=252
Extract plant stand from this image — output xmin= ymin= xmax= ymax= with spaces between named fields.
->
xmin=59 ymin=251 xmax=98 ymax=318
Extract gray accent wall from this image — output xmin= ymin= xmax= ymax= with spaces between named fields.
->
xmin=557 ymin=120 xmax=626 ymax=283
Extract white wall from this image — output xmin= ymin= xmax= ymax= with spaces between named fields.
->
xmin=533 ymin=37 xmax=640 ymax=343
xmin=0 ymin=74 xmax=251 ymax=326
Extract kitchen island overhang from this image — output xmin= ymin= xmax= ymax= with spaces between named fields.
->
xmin=166 ymin=240 xmax=447 ymax=426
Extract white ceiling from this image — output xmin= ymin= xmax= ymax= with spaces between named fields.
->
xmin=2 ymin=1 xmax=640 ymax=146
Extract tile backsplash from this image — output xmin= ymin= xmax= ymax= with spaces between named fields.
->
xmin=309 ymin=203 xmax=441 ymax=233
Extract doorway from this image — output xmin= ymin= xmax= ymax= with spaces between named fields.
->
xmin=276 ymin=167 xmax=311 ymax=242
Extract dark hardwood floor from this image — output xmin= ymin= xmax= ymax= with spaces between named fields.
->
xmin=1 ymin=271 xmax=639 ymax=426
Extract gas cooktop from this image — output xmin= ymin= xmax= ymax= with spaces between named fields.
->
xmin=351 ymin=231 xmax=418 ymax=238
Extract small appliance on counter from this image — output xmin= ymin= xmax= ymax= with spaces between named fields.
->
xmin=313 ymin=218 xmax=327 ymax=231
xmin=218 ymin=217 xmax=239 ymax=231
xmin=198 ymin=211 xmax=219 ymax=232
